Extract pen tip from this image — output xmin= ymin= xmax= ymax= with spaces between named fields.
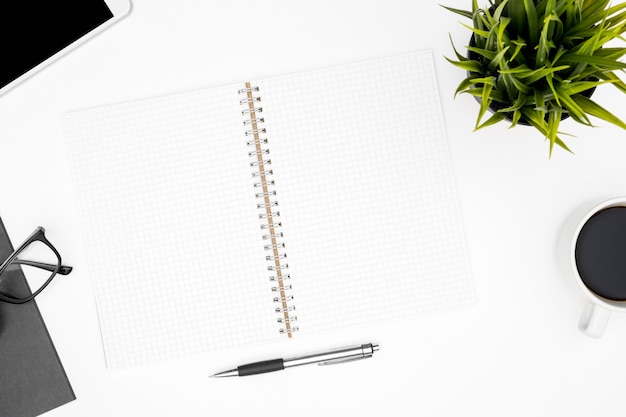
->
xmin=210 ymin=368 xmax=239 ymax=378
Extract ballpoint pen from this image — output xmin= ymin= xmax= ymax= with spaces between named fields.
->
xmin=210 ymin=343 xmax=379 ymax=377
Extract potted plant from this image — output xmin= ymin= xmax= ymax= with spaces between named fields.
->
xmin=444 ymin=0 xmax=626 ymax=156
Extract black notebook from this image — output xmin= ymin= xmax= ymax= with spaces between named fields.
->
xmin=0 ymin=218 xmax=75 ymax=417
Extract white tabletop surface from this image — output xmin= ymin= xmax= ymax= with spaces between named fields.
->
xmin=2 ymin=1 xmax=626 ymax=415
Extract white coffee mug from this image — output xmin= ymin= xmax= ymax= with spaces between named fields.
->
xmin=559 ymin=197 xmax=626 ymax=338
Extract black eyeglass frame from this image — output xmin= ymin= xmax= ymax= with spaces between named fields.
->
xmin=0 ymin=227 xmax=72 ymax=304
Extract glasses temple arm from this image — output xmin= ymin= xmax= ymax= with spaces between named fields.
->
xmin=13 ymin=259 xmax=73 ymax=275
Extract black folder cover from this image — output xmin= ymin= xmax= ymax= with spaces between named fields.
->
xmin=0 ymin=218 xmax=75 ymax=417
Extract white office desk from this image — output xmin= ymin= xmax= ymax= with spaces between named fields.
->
xmin=1 ymin=1 xmax=626 ymax=415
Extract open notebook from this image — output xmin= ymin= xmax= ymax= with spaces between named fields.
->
xmin=63 ymin=50 xmax=475 ymax=368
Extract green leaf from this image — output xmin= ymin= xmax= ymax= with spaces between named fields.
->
xmin=500 ymin=65 xmax=570 ymax=84
xmin=504 ymin=70 xmax=532 ymax=95
xmin=506 ymin=0 xmax=524 ymax=36
xmin=533 ymin=0 xmax=547 ymax=18
xmin=473 ymin=8 xmax=488 ymax=48
xmin=498 ymin=64 xmax=532 ymax=74
xmin=474 ymin=111 xmax=507 ymax=130
xmin=537 ymin=13 xmax=560 ymax=66
xmin=471 ymin=76 xmax=498 ymax=86
xmin=509 ymin=37 xmax=528 ymax=63
xmin=444 ymin=55 xmax=484 ymax=73
xmin=581 ymin=0 xmax=611 ymax=21
xmin=463 ymin=87 xmax=508 ymax=103
xmin=524 ymin=0 xmax=540 ymax=47
xmin=566 ymin=109 xmax=592 ymax=126
xmin=510 ymin=109 xmax=522 ymax=127
xmin=593 ymin=47 xmax=626 ymax=61
xmin=498 ymin=92 xmax=527 ymax=112
xmin=543 ymin=0 xmax=557 ymax=23
xmin=564 ymin=79 xmax=612 ymax=95
xmin=597 ymin=71 xmax=626 ymax=94
xmin=496 ymin=17 xmax=512 ymax=51
xmin=493 ymin=0 xmax=509 ymax=21
xmin=559 ymin=53 xmax=626 ymax=70
xmin=534 ymin=89 xmax=547 ymax=122
xmin=547 ymin=107 xmax=562 ymax=158
xmin=551 ymin=46 xmax=569 ymax=65
xmin=454 ymin=76 xmax=479 ymax=97
xmin=552 ymin=136 xmax=574 ymax=154
xmin=522 ymin=106 xmax=548 ymax=133
xmin=489 ymin=45 xmax=511 ymax=69
xmin=476 ymin=81 xmax=496 ymax=128
xmin=554 ymin=86 xmax=592 ymax=125
xmin=521 ymin=107 xmax=574 ymax=156
xmin=546 ymin=73 xmax=559 ymax=105
xmin=572 ymin=95 xmax=626 ymax=130
xmin=525 ymin=66 xmax=571 ymax=84
xmin=467 ymin=46 xmax=496 ymax=60
xmin=440 ymin=4 xmax=474 ymax=19
xmin=606 ymin=11 xmax=626 ymax=31
xmin=569 ymin=1 xmax=626 ymax=37
xmin=448 ymin=34 xmax=469 ymax=62
xmin=460 ymin=22 xmax=491 ymax=40
xmin=478 ymin=8 xmax=496 ymax=28
xmin=563 ymin=0 xmax=580 ymax=30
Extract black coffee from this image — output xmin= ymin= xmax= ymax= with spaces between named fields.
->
xmin=575 ymin=206 xmax=626 ymax=301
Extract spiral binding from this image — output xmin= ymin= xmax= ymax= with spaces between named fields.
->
xmin=239 ymin=82 xmax=298 ymax=337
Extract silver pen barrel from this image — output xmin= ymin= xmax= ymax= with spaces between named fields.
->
xmin=283 ymin=343 xmax=379 ymax=368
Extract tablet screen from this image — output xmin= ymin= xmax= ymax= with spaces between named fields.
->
xmin=0 ymin=1 xmax=114 ymax=89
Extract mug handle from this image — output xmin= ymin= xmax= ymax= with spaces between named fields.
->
xmin=578 ymin=302 xmax=611 ymax=338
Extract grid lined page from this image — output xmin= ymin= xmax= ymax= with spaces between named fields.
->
xmin=63 ymin=50 xmax=475 ymax=368
xmin=64 ymin=86 xmax=280 ymax=368
xmin=255 ymin=50 xmax=475 ymax=334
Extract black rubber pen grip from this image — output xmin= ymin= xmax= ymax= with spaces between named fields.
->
xmin=238 ymin=358 xmax=284 ymax=376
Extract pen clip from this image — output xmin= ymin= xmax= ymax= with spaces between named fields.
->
xmin=318 ymin=354 xmax=373 ymax=366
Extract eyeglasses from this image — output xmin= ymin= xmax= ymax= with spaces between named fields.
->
xmin=0 ymin=227 xmax=72 ymax=304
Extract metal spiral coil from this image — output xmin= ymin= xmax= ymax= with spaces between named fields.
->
xmin=270 ymin=273 xmax=290 ymax=281
xmin=239 ymin=83 xmax=298 ymax=337
xmin=257 ymin=201 xmax=278 ymax=209
xmin=275 ymin=305 xmax=296 ymax=313
xmin=279 ymin=327 xmax=299 ymax=334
